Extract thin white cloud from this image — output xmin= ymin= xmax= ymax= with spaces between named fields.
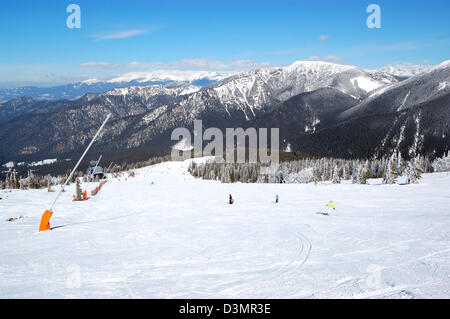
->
xmin=319 ymin=35 xmax=329 ymax=41
xmin=78 ymin=58 xmax=268 ymax=70
xmin=92 ymin=29 xmax=149 ymax=40
xmin=127 ymin=61 xmax=154 ymax=68
xmin=172 ymin=58 xmax=226 ymax=69
xmin=228 ymin=60 xmax=270 ymax=68
xmin=323 ymin=55 xmax=341 ymax=62
xmin=79 ymin=62 xmax=120 ymax=68
xmin=307 ymin=55 xmax=342 ymax=63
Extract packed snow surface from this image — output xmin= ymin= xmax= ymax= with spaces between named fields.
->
xmin=351 ymin=76 xmax=383 ymax=93
xmin=1 ymin=159 xmax=450 ymax=298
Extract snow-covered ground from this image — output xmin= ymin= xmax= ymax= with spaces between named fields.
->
xmin=1 ymin=159 xmax=450 ymax=298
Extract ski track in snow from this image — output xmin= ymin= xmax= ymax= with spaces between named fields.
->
xmin=1 ymin=159 xmax=450 ymax=298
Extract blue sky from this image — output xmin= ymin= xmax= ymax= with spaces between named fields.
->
xmin=0 ymin=0 xmax=449 ymax=87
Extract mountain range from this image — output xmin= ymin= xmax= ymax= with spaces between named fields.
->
xmin=0 ymin=63 xmax=431 ymax=103
xmin=0 ymin=60 xmax=448 ymax=173
xmin=0 ymin=71 xmax=233 ymax=103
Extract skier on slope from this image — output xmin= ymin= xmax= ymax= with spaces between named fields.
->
xmin=275 ymin=194 xmax=279 ymax=203
xmin=317 ymin=200 xmax=336 ymax=215
xmin=229 ymin=194 xmax=234 ymax=205
xmin=325 ymin=201 xmax=336 ymax=214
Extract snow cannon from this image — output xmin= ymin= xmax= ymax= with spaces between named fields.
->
xmin=36 ymin=114 xmax=112 ymax=233
xmin=39 ymin=210 xmax=53 ymax=232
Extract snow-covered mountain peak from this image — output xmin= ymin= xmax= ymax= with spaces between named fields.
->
xmin=378 ymin=63 xmax=434 ymax=77
xmin=433 ymin=60 xmax=450 ymax=71
xmin=102 ymin=83 xmax=200 ymax=97
xmin=0 ymin=71 xmax=232 ymax=102
xmin=167 ymin=60 xmax=399 ymax=124
xmin=107 ymin=70 xmax=235 ymax=84
xmin=80 ymin=78 xmax=100 ymax=85
xmin=341 ymin=58 xmax=450 ymax=121
xmin=285 ymin=60 xmax=355 ymax=73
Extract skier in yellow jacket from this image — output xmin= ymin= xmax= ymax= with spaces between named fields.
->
xmin=327 ymin=201 xmax=336 ymax=210
xmin=318 ymin=201 xmax=336 ymax=215
xmin=324 ymin=201 xmax=336 ymax=214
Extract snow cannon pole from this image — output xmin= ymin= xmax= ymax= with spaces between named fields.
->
xmin=104 ymin=162 xmax=113 ymax=179
xmin=39 ymin=113 xmax=111 ymax=232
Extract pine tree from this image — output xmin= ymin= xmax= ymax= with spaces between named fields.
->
xmin=397 ymin=152 xmax=405 ymax=177
xmin=332 ymin=165 xmax=341 ymax=184
xmin=74 ymin=178 xmax=83 ymax=201
xmin=343 ymin=164 xmax=350 ymax=180
xmin=12 ymin=170 xmax=20 ymax=189
xmin=352 ymin=165 xmax=360 ymax=184
xmin=229 ymin=170 xmax=235 ymax=183
xmin=5 ymin=173 xmax=11 ymax=189
xmin=385 ymin=156 xmax=398 ymax=184
xmin=313 ymin=167 xmax=322 ymax=184
xmin=359 ymin=161 xmax=371 ymax=184
xmin=407 ymin=158 xmax=422 ymax=184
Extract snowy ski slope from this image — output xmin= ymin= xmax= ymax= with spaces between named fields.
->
xmin=1 ymin=159 xmax=450 ymax=298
